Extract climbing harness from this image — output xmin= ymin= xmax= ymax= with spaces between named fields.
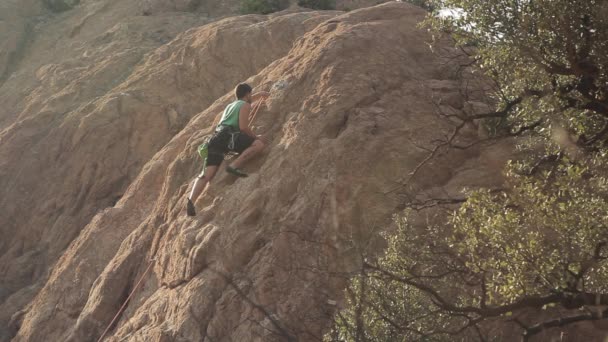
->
xmin=96 ymin=258 xmax=156 ymax=342
xmin=194 ymin=96 xmax=267 ymax=177
xmin=228 ymin=98 xmax=265 ymax=151
xmin=198 ymin=98 xmax=264 ymax=157
xmin=227 ymin=128 xmax=238 ymax=151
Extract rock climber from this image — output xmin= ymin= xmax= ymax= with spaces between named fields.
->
xmin=186 ymin=83 xmax=269 ymax=216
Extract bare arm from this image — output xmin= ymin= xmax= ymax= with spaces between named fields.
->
xmin=251 ymin=91 xmax=270 ymax=103
xmin=238 ymin=103 xmax=256 ymax=138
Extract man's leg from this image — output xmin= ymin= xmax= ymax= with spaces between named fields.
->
xmin=229 ymin=139 xmax=265 ymax=169
xmin=187 ymin=165 xmax=219 ymax=216
xmin=189 ymin=165 xmax=219 ymax=201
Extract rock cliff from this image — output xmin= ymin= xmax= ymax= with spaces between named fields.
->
xmin=1 ymin=2 xmax=511 ymax=341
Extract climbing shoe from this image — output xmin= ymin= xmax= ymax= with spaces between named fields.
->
xmin=226 ymin=166 xmax=248 ymax=178
xmin=186 ymin=198 xmax=196 ymax=216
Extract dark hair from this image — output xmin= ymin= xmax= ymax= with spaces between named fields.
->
xmin=235 ymin=83 xmax=252 ymax=99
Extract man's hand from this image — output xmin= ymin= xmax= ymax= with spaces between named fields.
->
xmin=256 ymin=135 xmax=268 ymax=144
xmin=252 ymin=91 xmax=270 ymax=102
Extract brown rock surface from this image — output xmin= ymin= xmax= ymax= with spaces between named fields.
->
xmin=0 ymin=1 xmax=337 ymax=340
xmin=2 ymin=2 xmax=513 ymax=341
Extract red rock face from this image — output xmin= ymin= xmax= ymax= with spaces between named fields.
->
xmin=1 ymin=2 xmax=514 ymax=341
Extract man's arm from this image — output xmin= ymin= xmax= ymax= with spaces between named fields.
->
xmin=251 ymin=91 xmax=270 ymax=103
xmin=238 ymin=103 xmax=257 ymax=138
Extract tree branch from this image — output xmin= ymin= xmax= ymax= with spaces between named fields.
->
xmin=364 ymin=262 xmax=608 ymax=317
xmin=523 ymin=308 xmax=608 ymax=342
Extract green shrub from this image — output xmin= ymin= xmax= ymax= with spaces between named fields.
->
xmin=44 ymin=0 xmax=80 ymax=12
xmin=406 ymin=0 xmax=434 ymax=11
xmin=297 ymin=0 xmax=335 ymax=10
xmin=240 ymin=0 xmax=289 ymax=14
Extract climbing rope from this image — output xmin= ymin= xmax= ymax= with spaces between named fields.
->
xmin=96 ymin=258 xmax=156 ymax=342
xmin=249 ymin=98 xmax=265 ymax=128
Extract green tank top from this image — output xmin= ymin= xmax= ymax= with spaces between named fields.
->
xmin=217 ymin=100 xmax=245 ymax=132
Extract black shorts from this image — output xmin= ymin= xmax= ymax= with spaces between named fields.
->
xmin=205 ymin=127 xmax=255 ymax=167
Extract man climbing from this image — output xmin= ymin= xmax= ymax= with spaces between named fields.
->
xmin=186 ymin=83 xmax=269 ymax=216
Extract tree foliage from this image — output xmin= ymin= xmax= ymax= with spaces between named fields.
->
xmin=428 ymin=0 xmax=608 ymax=147
xmin=329 ymin=0 xmax=608 ymax=340
xmin=297 ymin=0 xmax=336 ymax=10
xmin=44 ymin=0 xmax=80 ymax=12
xmin=330 ymin=157 xmax=608 ymax=340
xmin=240 ymin=0 xmax=289 ymax=14
xmin=407 ymin=0 xmax=435 ymax=11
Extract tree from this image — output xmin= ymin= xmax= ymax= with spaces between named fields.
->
xmin=44 ymin=0 xmax=80 ymax=12
xmin=427 ymin=0 xmax=608 ymax=148
xmin=407 ymin=0 xmax=435 ymax=11
xmin=329 ymin=0 xmax=608 ymax=340
xmin=240 ymin=0 xmax=289 ymax=14
xmin=331 ymin=156 xmax=608 ymax=341
xmin=297 ymin=0 xmax=336 ymax=10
